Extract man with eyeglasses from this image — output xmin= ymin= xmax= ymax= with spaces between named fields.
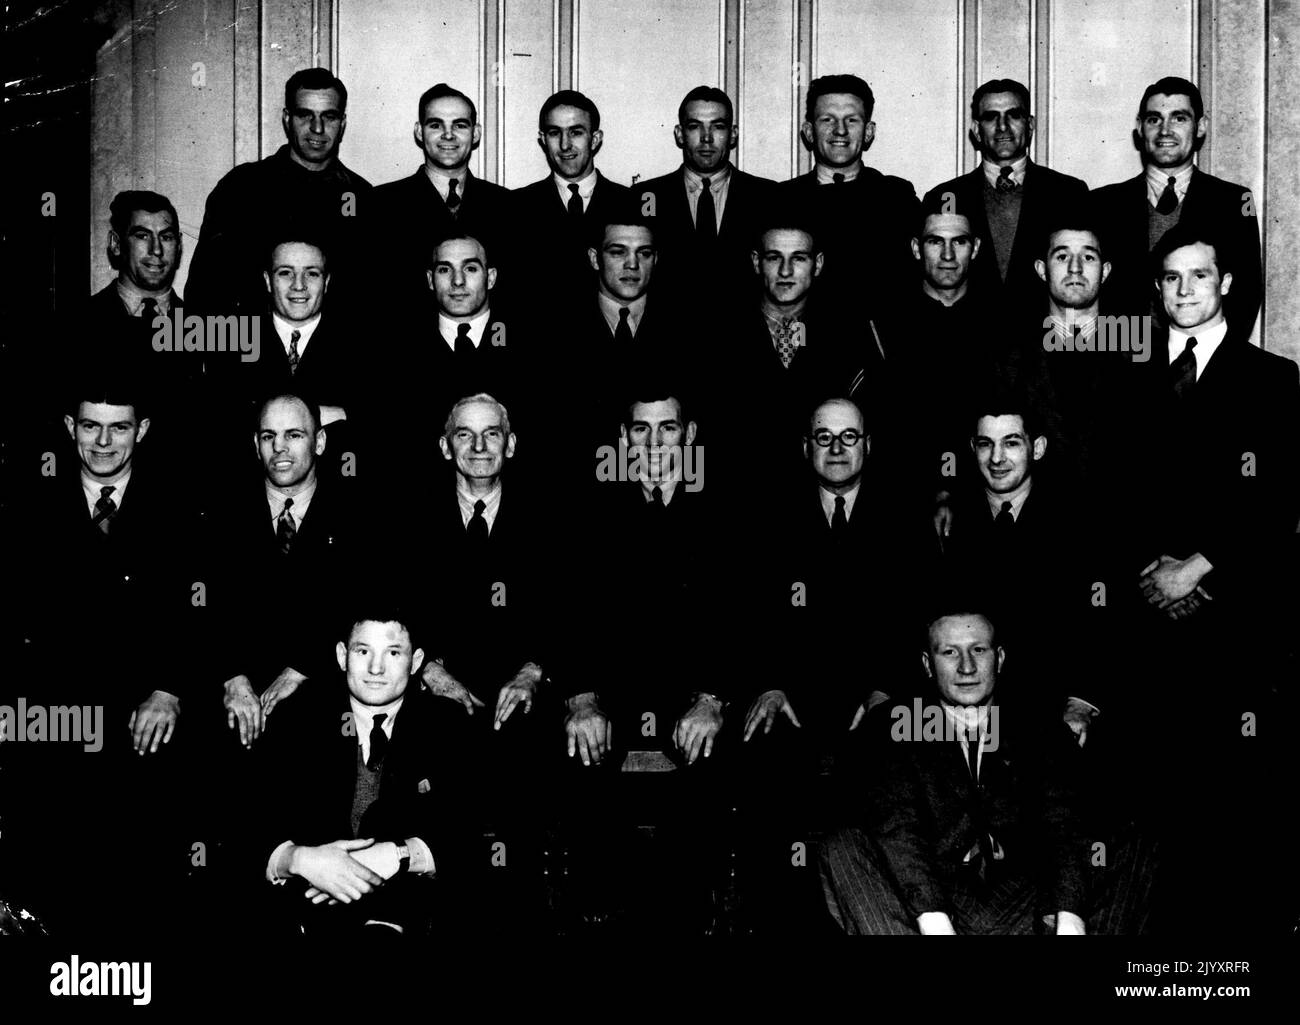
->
xmin=733 ymin=396 xmax=921 ymax=933
xmin=187 ymin=68 xmax=373 ymax=317
xmin=922 ymin=79 xmax=1088 ymax=311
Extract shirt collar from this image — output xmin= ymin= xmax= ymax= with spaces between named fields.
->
xmin=985 ymin=476 xmax=1033 ymax=521
xmin=641 ymin=478 xmax=681 ymax=505
xmin=115 ymin=279 xmax=173 ymax=317
xmin=456 ymin=480 xmax=503 ymax=520
xmin=818 ymin=481 xmax=861 ymax=522
xmin=941 ymin=701 xmax=991 ymax=737
xmin=82 ymin=469 xmax=130 ymax=507
xmin=424 ymin=164 xmax=469 ymax=196
xmin=271 ymin=312 xmax=322 ymax=347
xmin=683 ymin=164 xmax=730 ymax=190
xmin=815 ymin=160 xmax=863 ymax=185
xmin=597 ymin=292 xmax=647 ymax=333
xmin=438 ymin=307 xmax=492 ymax=349
xmin=266 ymin=476 xmax=318 ymax=517
xmin=982 ymin=154 xmax=1029 ymax=188
xmin=348 ymin=694 xmax=405 ymax=747
xmin=1169 ymin=319 xmax=1229 ymax=376
xmin=1146 ymin=163 xmax=1195 ymax=204
xmin=554 ymin=167 xmax=599 ymax=199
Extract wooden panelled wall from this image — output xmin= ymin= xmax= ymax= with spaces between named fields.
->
xmin=91 ymin=0 xmax=1298 ymax=360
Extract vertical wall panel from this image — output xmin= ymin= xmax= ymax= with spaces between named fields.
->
xmin=740 ymin=0 xmax=796 ymax=181
xmin=815 ymin=0 xmax=961 ymax=193
xmin=261 ymin=1 xmax=318 ymax=157
xmin=972 ymin=0 xmax=1030 ymax=173
xmin=1265 ymin=0 xmax=1300 ymax=362
xmin=1046 ymin=0 xmax=1194 ymax=187
xmin=501 ymin=0 xmax=557 ymax=188
xmin=336 ymin=0 xmax=483 ymax=189
xmin=574 ymin=0 xmax=723 ymax=186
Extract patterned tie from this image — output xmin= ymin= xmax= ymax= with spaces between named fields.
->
xmin=831 ymin=495 xmax=848 ymax=536
xmin=996 ymin=166 xmax=1016 ymax=193
xmin=446 ymin=178 xmax=461 ymax=216
xmin=277 ymin=497 xmax=296 ymax=554
xmin=287 ymin=329 xmax=301 ymax=375
xmin=467 ymin=498 xmax=489 ymax=543
xmin=1156 ymin=175 xmax=1179 ymax=215
xmin=1170 ymin=336 xmax=1198 ymax=399
xmin=454 ymin=322 xmax=474 ymax=358
xmin=567 ymin=183 xmax=583 ymax=219
xmin=92 ymin=485 xmax=117 ymax=535
xmin=614 ymin=307 xmax=634 ymax=346
xmin=139 ymin=297 xmax=159 ymax=323
xmin=773 ymin=317 xmax=800 ymax=369
xmin=367 ymin=713 xmax=390 ymax=771
xmin=697 ymin=177 xmax=717 ymax=242
xmin=831 ymin=173 xmax=845 ymax=185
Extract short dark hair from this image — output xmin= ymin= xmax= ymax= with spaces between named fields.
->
xmin=1040 ymin=220 xmax=1106 ymax=262
xmin=340 ymin=604 xmax=418 ymax=650
xmin=1150 ymin=223 xmax=1230 ymax=280
xmin=677 ymin=86 xmax=733 ymax=126
xmin=109 ymin=190 xmax=179 ymax=239
xmin=804 ymin=74 xmax=874 ymax=123
xmin=265 ymin=234 xmax=330 ymax=273
xmin=970 ymin=392 xmax=1045 ymax=444
xmin=624 ymin=383 xmax=691 ymax=429
xmin=1138 ymin=76 xmax=1203 ymax=122
xmin=431 ymin=230 xmax=493 ymax=270
xmin=590 ymin=208 xmax=657 ymax=253
xmin=923 ymin=602 xmax=998 ymax=650
xmin=417 ymin=82 xmax=477 ymax=125
xmin=970 ymin=78 xmax=1030 ymax=120
xmin=754 ymin=216 xmax=821 ymax=255
xmin=284 ymin=67 xmax=348 ymax=113
xmin=915 ymin=192 xmax=975 ymax=238
xmin=255 ymin=390 xmax=323 ymax=436
xmin=539 ymin=90 xmax=600 ymax=132
xmin=65 ymin=378 xmax=148 ymax=422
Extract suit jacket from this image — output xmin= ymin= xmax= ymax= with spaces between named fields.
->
xmin=253 ymin=683 xmax=474 ymax=905
xmin=185 ymin=145 xmax=374 ymax=318
xmin=777 ymin=166 xmax=919 ymax=315
xmin=922 ymin=162 xmax=1090 ymax=310
xmin=207 ymin=472 xmax=370 ymax=688
xmin=510 ymin=171 xmax=634 ymax=305
xmin=866 ymin=698 xmax=1089 ymax=920
xmin=365 ymin=167 xmax=513 ymax=310
xmin=1090 ymin=168 xmax=1263 ymax=335
xmin=636 ymin=165 xmax=778 ymax=305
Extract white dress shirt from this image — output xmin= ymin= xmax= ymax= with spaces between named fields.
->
xmin=1146 ymin=163 xmax=1194 ymax=208
xmin=424 ymin=165 xmax=469 ymax=203
xmin=1168 ymin=319 xmax=1228 ymax=381
xmin=984 ymin=477 xmax=1032 ymax=522
xmin=266 ymin=477 xmax=317 ymax=529
xmin=816 ymin=160 xmax=863 ymax=184
xmin=456 ymin=481 xmax=503 ymax=531
xmin=438 ymin=307 xmax=492 ymax=351
xmin=115 ymin=280 xmax=174 ymax=318
xmin=598 ymin=292 xmax=647 ymax=336
xmin=818 ymin=481 xmax=861 ymax=526
xmin=682 ymin=165 xmax=730 ymax=231
xmin=982 ymin=154 xmax=1029 ymax=189
xmin=81 ymin=471 xmax=130 ymax=518
xmin=271 ymin=312 xmax=322 ymax=359
xmin=553 ymin=168 xmax=599 ymax=211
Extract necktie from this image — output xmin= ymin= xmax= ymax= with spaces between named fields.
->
xmin=139 ymin=297 xmax=159 ymax=322
xmin=467 ymin=498 xmax=489 ymax=543
xmin=455 ymin=322 xmax=474 ymax=357
xmin=1156 ymin=175 xmax=1179 ymax=215
xmin=1170 ymin=336 xmax=1198 ymax=399
xmin=994 ymin=500 xmax=1015 ymax=536
xmin=287 ymin=329 xmax=301 ymax=375
xmin=966 ymin=728 xmax=980 ymax=781
xmin=696 ymin=177 xmax=717 ymax=242
xmin=831 ymin=173 xmax=845 ymax=185
xmin=774 ymin=318 xmax=799 ymax=369
xmin=614 ymin=306 xmax=634 ymax=346
xmin=651 ymin=485 xmax=665 ymax=510
xmin=996 ymin=166 xmax=1016 ymax=193
xmin=277 ymin=497 xmax=296 ymax=554
xmin=367 ymin=713 xmax=389 ymax=771
xmin=92 ymin=485 xmax=117 ymax=535
xmin=567 ymin=183 xmax=583 ymax=219
xmin=446 ymin=178 xmax=461 ymax=216
xmin=831 ymin=495 xmax=848 ymax=536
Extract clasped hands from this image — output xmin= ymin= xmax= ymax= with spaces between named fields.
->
xmin=288 ymin=838 xmax=403 ymax=906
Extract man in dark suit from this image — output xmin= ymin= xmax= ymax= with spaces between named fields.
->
xmin=11 ymin=379 xmax=200 ymax=937
xmin=923 ymin=79 xmax=1089 ymax=311
xmin=215 ymin=393 xmax=369 ymax=750
xmin=1115 ymin=223 xmax=1297 ymax=932
xmin=366 ymin=83 xmax=512 ymax=310
xmin=256 ymin=608 xmax=473 ymax=937
xmin=636 ymin=86 xmax=778 ymax=304
xmin=1091 ymin=76 xmax=1262 ymax=334
xmin=777 ymin=74 xmax=918 ymax=311
xmin=820 ymin=608 xmax=1100 ymax=935
xmin=186 ymin=68 xmax=373 ymax=317
xmin=511 ymin=90 xmax=633 ymax=303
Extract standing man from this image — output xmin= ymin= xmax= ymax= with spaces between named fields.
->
xmin=637 ymin=86 xmax=777 ymax=303
xmin=367 ymin=84 xmax=511 ymax=310
xmin=512 ymin=91 xmax=632 ymax=303
xmin=777 ymin=74 xmax=918 ymax=310
xmin=1091 ymin=76 xmax=1262 ymax=334
xmin=187 ymin=68 xmax=372 ymax=317
xmin=923 ymin=80 xmax=1089 ymax=310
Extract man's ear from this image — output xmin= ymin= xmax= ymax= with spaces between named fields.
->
xmin=486 ymin=267 xmax=498 ymax=291
xmin=505 ymin=433 xmax=517 ymax=459
xmin=63 ymin=415 xmax=76 ymax=442
xmin=802 ymin=436 xmax=812 ymax=461
xmin=335 ymin=642 xmax=347 ymax=673
xmin=588 ymin=247 xmax=600 ymax=272
xmin=1025 ymin=114 xmax=1037 ymax=144
xmin=135 ymin=417 xmax=151 ymax=443
xmin=967 ymin=122 xmax=981 ymax=151
xmin=1100 ymin=260 xmax=1112 ymax=285
xmin=427 ymin=268 xmax=436 ymax=293
xmin=322 ymin=272 xmax=331 ymax=295
xmin=750 ymin=250 xmax=761 ymax=275
xmin=672 ymin=124 xmax=684 ymax=150
xmin=971 ymin=236 xmax=982 ymax=261
xmin=438 ymin=435 xmax=452 ymax=461
xmin=263 ymin=270 xmax=272 ymax=296
xmin=1219 ymin=270 xmax=1233 ymax=296
xmin=619 ymin=423 xmax=629 ymax=445
xmin=995 ymin=646 xmax=1006 ymax=675
xmin=471 ymin=123 xmax=482 ymax=149
xmin=1195 ymin=115 xmax=1209 ymax=145
xmin=1034 ymin=258 xmax=1047 ymax=283
xmin=685 ymin=421 xmax=698 ymax=446
xmin=410 ymin=648 xmax=426 ymax=677
xmin=590 ymin=128 xmax=604 ymax=157
xmin=862 ymin=433 xmax=871 ymax=458
xmin=108 ymin=230 xmax=122 ymax=261
xmin=314 ymin=428 xmax=327 ymax=456
xmin=281 ymin=108 xmax=292 ymax=139
xmin=413 ymin=121 xmax=424 ymax=150
xmin=910 ymin=237 xmax=921 ymax=261
xmin=813 ymin=251 xmax=825 ymax=277
xmin=920 ymin=652 xmax=933 ymax=678
xmin=727 ymin=125 xmax=739 ymax=151
xmin=862 ymin=121 xmax=877 ymax=152
xmin=1032 ymin=434 xmax=1047 ymax=461
xmin=799 ymin=121 xmax=814 ymax=152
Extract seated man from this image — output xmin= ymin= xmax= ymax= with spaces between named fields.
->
xmin=256 ymin=607 xmax=472 ymax=936
xmin=820 ymin=606 xmax=1154 ymax=935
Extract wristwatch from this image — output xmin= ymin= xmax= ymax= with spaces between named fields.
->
xmin=392 ymin=842 xmax=410 ymax=875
